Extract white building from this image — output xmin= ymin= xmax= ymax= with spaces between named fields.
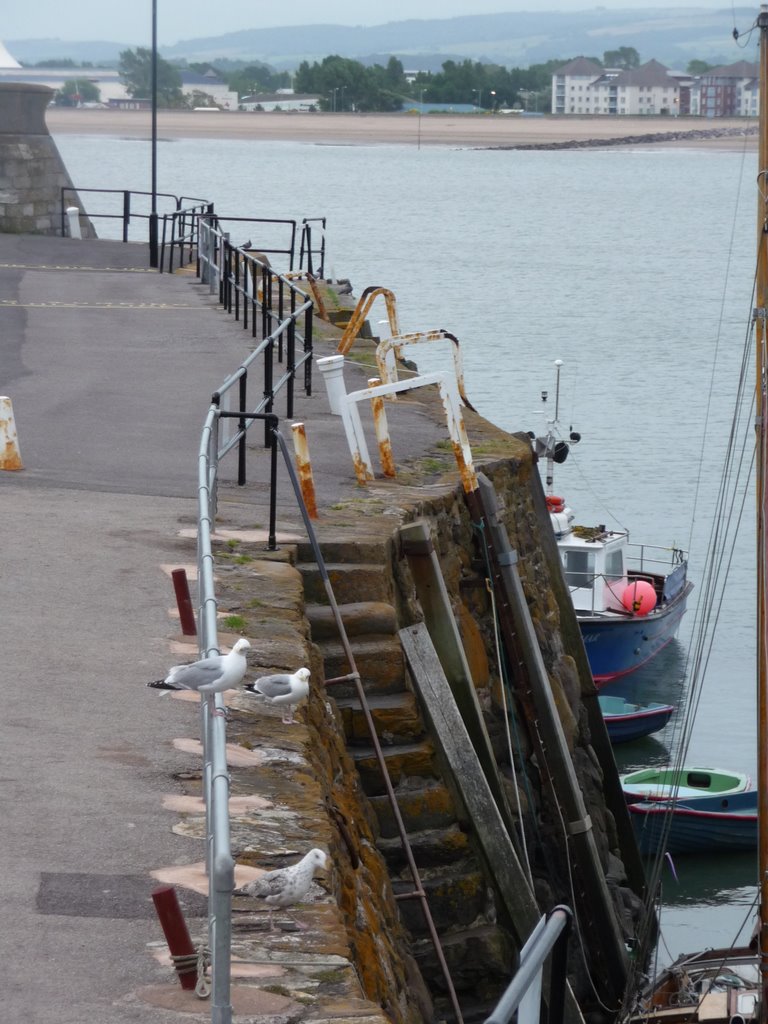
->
xmin=0 ymin=40 xmax=237 ymax=109
xmin=239 ymin=90 xmax=321 ymax=112
xmin=551 ymin=57 xmax=686 ymax=116
xmin=179 ymin=69 xmax=237 ymax=110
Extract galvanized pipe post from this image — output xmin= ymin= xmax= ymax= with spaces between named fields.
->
xmin=472 ymin=474 xmax=628 ymax=1009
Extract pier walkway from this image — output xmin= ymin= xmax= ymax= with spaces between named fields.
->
xmin=0 ymin=233 xmax=516 ymax=1022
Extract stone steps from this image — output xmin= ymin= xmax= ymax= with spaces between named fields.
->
xmin=392 ymin=865 xmax=487 ymax=933
xmin=349 ymin=741 xmax=438 ymax=796
xmin=297 ymin=562 xmax=392 ymax=605
xmin=295 ymin=538 xmax=391 ymax=565
xmin=367 ymin=783 xmax=457 ymax=838
xmin=320 ymin=635 xmax=406 ymax=697
xmin=298 ymin=544 xmax=510 ymax=1006
xmin=415 ymin=925 xmax=513 ymax=1013
xmin=306 ymin=600 xmax=397 ymax=640
xmin=333 ymin=692 xmax=424 ymax=745
xmin=377 ymin=824 xmax=470 ymax=868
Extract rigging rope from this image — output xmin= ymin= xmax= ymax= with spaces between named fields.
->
xmin=620 ymin=176 xmax=764 ymax=1015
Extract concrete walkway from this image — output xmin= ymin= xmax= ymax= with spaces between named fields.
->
xmin=0 ymin=233 xmax=518 ymax=1022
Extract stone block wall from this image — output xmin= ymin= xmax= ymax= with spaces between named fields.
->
xmin=0 ymin=82 xmax=94 ymax=236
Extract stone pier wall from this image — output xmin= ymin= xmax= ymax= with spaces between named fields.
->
xmin=0 ymin=82 xmax=95 ymax=236
xmin=209 ymin=412 xmax=646 ymax=1023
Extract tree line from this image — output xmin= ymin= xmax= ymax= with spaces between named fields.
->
xmin=46 ymin=47 xmax=719 ymax=111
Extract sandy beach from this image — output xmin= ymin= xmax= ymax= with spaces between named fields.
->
xmin=45 ymin=107 xmax=757 ymax=150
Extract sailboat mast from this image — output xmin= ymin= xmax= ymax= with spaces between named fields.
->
xmin=757 ymin=7 xmax=768 ymax=1019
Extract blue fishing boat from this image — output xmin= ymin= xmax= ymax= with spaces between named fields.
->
xmin=598 ymin=695 xmax=674 ymax=744
xmin=628 ymin=789 xmax=758 ymax=856
xmin=534 ymin=361 xmax=693 ymax=685
xmin=551 ymin=498 xmax=692 ymax=685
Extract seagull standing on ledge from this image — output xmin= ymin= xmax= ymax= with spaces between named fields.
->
xmin=147 ymin=638 xmax=250 ymax=695
xmin=245 ymin=666 xmax=311 ymax=723
xmin=234 ymin=848 xmax=327 ymax=930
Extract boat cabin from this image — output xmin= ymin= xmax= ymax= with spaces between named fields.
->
xmin=553 ymin=510 xmax=629 ymax=615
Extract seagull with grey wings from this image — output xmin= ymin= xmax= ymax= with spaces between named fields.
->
xmin=147 ymin=638 xmax=250 ymax=695
xmin=245 ymin=666 xmax=310 ymax=723
xmin=234 ymin=848 xmax=327 ymax=930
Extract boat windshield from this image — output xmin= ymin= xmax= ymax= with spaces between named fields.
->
xmin=562 ymin=549 xmax=594 ymax=589
xmin=605 ymin=548 xmax=624 ymax=581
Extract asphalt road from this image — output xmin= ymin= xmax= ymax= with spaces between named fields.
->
xmin=0 ymin=235 xmax=259 ymax=1022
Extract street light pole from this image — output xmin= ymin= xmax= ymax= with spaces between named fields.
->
xmin=149 ymin=0 xmax=158 ymax=269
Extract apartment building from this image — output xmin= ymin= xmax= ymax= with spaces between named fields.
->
xmin=551 ymin=57 xmax=757 ymax=117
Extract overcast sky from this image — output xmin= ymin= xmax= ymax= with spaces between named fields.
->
xmin=4 ymin=1 xmax=730 ymax=46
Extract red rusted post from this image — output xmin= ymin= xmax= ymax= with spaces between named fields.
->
xmin=171 ymin=568 xmax=197 ymax=636
xmin=151 ymin=885 xmax=197 ymax=990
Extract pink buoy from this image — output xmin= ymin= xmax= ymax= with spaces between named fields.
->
xmin=622 ymin=580 xmax=657 ymax=616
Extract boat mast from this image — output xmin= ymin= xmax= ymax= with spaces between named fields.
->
xmin=757 ymin=7 xmax=768 ymax=1019
xmin=544 ymin=359 xmax=563 ymax=495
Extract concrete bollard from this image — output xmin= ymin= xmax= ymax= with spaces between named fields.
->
xmin=317 ymin=355 xmax=346 ymax=415
xmin=0 ymin=396 xmax=23 ymax=470
xmin=65 ymin=206 xmax=82 ymax=239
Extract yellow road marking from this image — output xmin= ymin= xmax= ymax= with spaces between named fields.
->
xmin=0 ymin=262 xmax=157 ymax=273
xmin=0 ymin=299 xmax=204 ymax=310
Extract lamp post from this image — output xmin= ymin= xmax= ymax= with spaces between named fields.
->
xmin=340 ymin=85 xmax=346 ymax=112
xmin=330 ymin=87 xmax=338 ymax=112
xmin=472 ymin=88 xmax=482 ymax=110
xmin=149 ymin=0 xmax=158 ymax=269
xmin=490 ymin=89 xmax=496 ymax=112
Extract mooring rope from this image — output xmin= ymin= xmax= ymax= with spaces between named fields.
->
xmin=170 ymin=946 xmax=211 ymax=999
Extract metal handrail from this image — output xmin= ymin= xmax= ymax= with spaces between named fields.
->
xmin=161 ymin=202 xmax=214 ymax=273
xmin=625 ymin=542 xmax=688 ymax=572
xmin=299 ymin=217 xmax=327 ymax=276
xmin=192 ymin=241 xmax=315 ymax=1022
xmin=484 ymin=906 xmax=572 ymax=1024
xmin=60 ymin=186 xmax=208 ymax=242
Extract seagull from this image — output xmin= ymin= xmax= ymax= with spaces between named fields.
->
xmin=147 ymin=638 xmax=250 ymax=695
xmin=245 ymin=667 xmax=310 ymax=723
xmin=234 ymin=848 xmax=327 ymax=930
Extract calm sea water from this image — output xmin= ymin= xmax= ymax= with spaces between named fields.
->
xmin=53 ymin=130 xmax=762 ymax=961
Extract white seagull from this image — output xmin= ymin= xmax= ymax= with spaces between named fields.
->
xmin=234 ymin=848 xmax=327 ymax=930
xmin=245 ymin=666 xmax=310 ymax=723
xmin=147 ymin=638 xmax=250 ymax=695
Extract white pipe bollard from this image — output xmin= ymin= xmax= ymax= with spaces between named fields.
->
xmin=0 ymin=396 xmax=23 ymax=470
xmin=317 ymin=355 xmax=347 ymax=415
xmin=65 ymin=206 xmax=82 ymax=239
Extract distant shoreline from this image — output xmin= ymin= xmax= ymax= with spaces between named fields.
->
xmin=46 ymin=108 xmax=758 ymax=151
